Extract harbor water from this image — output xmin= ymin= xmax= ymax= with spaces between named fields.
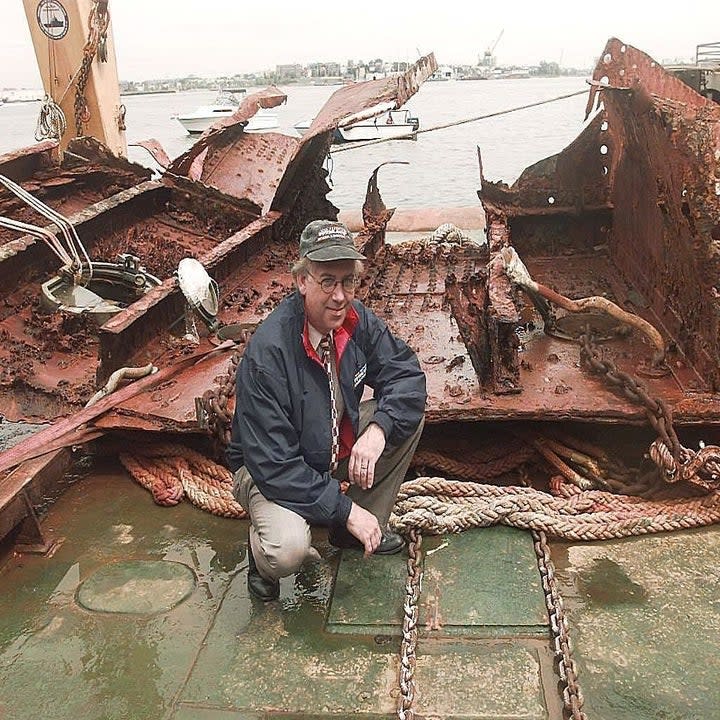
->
xmin=0 ymin=76 xmax=591 ymax=211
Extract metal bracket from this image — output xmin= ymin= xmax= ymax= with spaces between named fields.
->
xmin=14 ymin=491 xmax=59 ymax=555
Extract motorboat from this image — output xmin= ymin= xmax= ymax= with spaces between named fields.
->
xmin=293 ymin=118 xmax=311 ymax=136
xmin=175 ymin=90 xmax=280 ymax=134
xmin=335 ymin=108 xmax=419 ymax=142
xmin=294 ymin=109 xmax=420 ymax=142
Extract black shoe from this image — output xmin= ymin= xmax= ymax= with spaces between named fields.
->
xmin=376 ymin=529 xmax=406 ymax=555
xmin=328 ymin=527 xmax=406 ymax=555
xmin=247 ymin=545 xmax=279 ymax=601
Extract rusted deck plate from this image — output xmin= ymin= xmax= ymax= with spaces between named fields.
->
xmin=0 ymin=138 xmax=152 ymax=246
xmin=361 ymin=247 xmax=714 ymax=423
xmin=0 ymin=185 xmax=250 ymax=422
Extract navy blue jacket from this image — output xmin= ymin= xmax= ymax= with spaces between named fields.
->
xmin=227 ymin=291 xmax=426 ymax=528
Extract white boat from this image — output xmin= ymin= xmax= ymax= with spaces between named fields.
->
xmin=176 ymin=91 xmax=280 ymax=135
xmin=293 ymin=118 xmax=312 ymax=136
xmin=335 ymin=109 xmax=419 ymax=143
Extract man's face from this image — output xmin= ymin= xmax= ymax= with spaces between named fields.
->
xmin=297 ymin=259 xmax=358 ymax=335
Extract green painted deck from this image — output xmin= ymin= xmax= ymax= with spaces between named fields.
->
xmin=0 ymin=460 xmax=718 ymax=719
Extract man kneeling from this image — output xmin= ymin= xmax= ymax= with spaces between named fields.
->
xmin=228 ymin=220 xmax=426 ymax=601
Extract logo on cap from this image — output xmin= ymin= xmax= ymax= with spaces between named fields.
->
xmin=316 ymin=225 xmax=350 ymax=243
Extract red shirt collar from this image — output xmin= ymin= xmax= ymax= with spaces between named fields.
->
xmin=301 ymin=303 xmax=360 ymax=361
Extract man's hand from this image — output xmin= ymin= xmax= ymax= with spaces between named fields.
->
xmin=349 ymin=422 xmax=386 ymax=489
xmin=346 ymin=502 xmax=382 ymax=557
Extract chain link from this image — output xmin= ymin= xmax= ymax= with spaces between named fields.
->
xmin=579 ymin=330 xmax=720 ymax=491
xmin=74 ymin=1 xmax=111 ymax=137
xmin=199 ymin=349 xmax=241 ymax=448
xmin=197 ymin=327 xmax=256 ymax=449
xmin=397 ymin=528 xmax=422 ymax=720
xmin=533 ymin=529 xmax=587 ymax=720
xmin=579 ymin=331 xmax=681 ymax=460
xmin=395 ymin=528 xmax=586 ymax=719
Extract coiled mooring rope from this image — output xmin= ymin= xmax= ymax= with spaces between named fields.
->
xmin=120 ymin=443 xmax=719 ymax=540
xmin=389 ymin=475 xmax=720 ymax=540
xmin=119 ymin=443 xmax=245 ymax=519
xmin=412 ymin=447 xmax=535 ymax=481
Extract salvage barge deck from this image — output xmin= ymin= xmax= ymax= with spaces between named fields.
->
xmin=0 ymin=462 xmax=718 ymax=719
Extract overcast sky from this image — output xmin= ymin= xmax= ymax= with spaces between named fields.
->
xmin=2 ymin=1 xmax=718 ymax=87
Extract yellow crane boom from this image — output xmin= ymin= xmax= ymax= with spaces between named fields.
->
xmin=22 ymin=0 xmax=127 ymax=157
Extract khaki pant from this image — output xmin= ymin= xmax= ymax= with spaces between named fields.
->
xmin=233 ymin=400 xmax=424 ymax=581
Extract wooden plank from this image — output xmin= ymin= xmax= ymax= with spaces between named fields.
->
xmin=0 ymin=448 xmax=72 ymax=512
xmin=0 ymin=341 xmax=235 ymax=473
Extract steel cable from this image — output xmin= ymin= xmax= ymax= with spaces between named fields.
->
xmin=331 ymin=89 xmax=589 ymax=153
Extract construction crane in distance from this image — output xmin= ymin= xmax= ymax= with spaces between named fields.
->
xmin=481 ymin=29 xmax=504 ymax=68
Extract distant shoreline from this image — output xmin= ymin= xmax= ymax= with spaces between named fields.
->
xmin=0 ymin=97 xmax=40 ymax=104
xmin=120 ymin=89 xmax=178 ymax=97
xmin=0 ymin=73 xmax=591 ymax=106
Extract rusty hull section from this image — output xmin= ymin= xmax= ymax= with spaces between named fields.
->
xmin=167 ymin=86 xmax=292 ymax=213
xmin=2 ymin=41 xmax=720 ymax=436
xmin=469 ymin=38 xmax=720 ymax=427
xmin=589 ymin=39 xmax=720 ymax=391
xmin=0 ymin=60 xmax=439 ymax=426
xmin=301 ymin=53 xmax=438 ymax=139
xmin=0 ymin=178 xmax=258 ymax=421
xmin=5 ymin=39 xmax=720 ymax=554
xmin=0 ymin=137 xmax=152 ymax=247
xmin=166 ymin=56 xmax=437 ymax=214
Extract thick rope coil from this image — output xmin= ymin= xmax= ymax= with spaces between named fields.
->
xmin=411 ymin=446 xmax=535 ymax=481
xmin=430 ymin=223 xmax=468 ymax=244
xmin=119 ymin=444 xmax=246 ymax=518
xmin=148 ymin=458 xmax=186 ymax=506
xmin=118 ymin=441 xmax=720 ymax=540
xmin=35 ymin=95 xmax=67 ymax=141
xmin=118 ymin=453 xmax=184 ymax=506
xmin=390 ymin=476 xmax=720 ymax=540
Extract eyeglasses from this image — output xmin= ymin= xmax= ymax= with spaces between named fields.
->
xmin=307 ymin=272 xmax=360 ymax=294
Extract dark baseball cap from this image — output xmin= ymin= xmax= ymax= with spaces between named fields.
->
xmin=299 ymin=220 xmax=366 ymax=262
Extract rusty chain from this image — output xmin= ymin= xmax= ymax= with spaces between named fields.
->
xmin=580 ymin=331 xmax=720 ymax=491
xmin=397 ymin=528 xmax=422 ymax=720
xmin=198 ymin=327 xmax=256 ymax=449
xmin=199 ymin=348 xmax=241 ymax=448
xmin=579 ymin=331 xmax=681 ymax=460
xmin=533 ymin=529 xmax=587 ymax=720
xmin=74 ymin=0 xmax=110 ymax=137
xmin=395 ymin=527 xmax=585 ymax=719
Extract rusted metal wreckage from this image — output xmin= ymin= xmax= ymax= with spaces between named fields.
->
xmin=1 ymin=39 xmax=720 ymax=548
